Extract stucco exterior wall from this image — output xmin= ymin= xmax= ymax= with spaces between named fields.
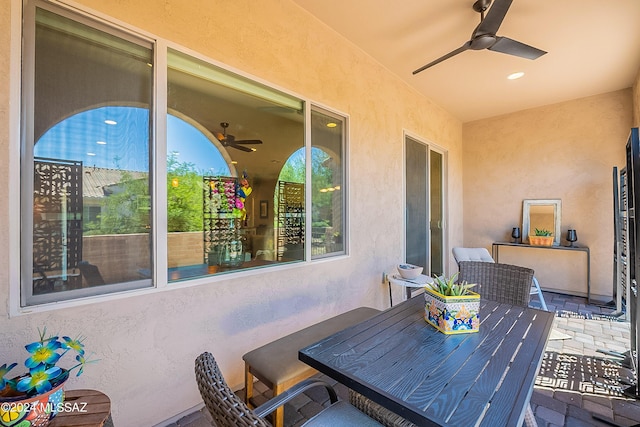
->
xmin=462 ymin=90 xmax=632 ymax=300
xmin=0 ymin=0 xmax=463 ymax=425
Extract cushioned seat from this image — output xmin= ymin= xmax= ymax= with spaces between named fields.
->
xmin=452 ymin=247 xmax=494 ymax=263
xmin=243 ymin=306 xmax=381 ymax=427
xmin=303 ymin=401 xmax=384 ymax=426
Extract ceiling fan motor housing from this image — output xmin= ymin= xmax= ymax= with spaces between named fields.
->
xmin=470 ymin=34 xmax=496 ymax=50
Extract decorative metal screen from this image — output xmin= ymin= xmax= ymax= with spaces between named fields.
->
xmin=617 ymin=167 xmax=629 ymax=320
xmin=33 ymin=158 xmax=83 ymax=294
xmin=621 ymin=169 xmax=629 ymax=318
xmin=203 ymin=176 xmax=240 ymax=265
xmin=276 ymin=181 xmax=304 ymax=261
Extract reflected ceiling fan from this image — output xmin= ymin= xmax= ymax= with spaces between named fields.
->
xmin=215 ymin=122 xmax=263 ymax=152
xmin=413 ymin=0 xmax=546 ymax=75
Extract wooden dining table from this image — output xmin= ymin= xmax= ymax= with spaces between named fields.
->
xmin=299 ymin=295 xmax=554 ymax=427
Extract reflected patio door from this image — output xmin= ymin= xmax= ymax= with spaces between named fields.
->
xmin=405 ymin=136 xmax=445 ymax=277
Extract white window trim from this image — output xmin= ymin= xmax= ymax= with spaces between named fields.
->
xmin=9 ymin=0 xmax=351 ymax=316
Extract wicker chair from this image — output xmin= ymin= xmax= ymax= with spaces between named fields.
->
xmin=349 ymin=390 xmax=417 ymax=427
xmin=194 ymin=352 xmax=383 ymax=427
xmin=458 ymin=260 xmax=534 ymax=307
xmin=452 ymin=247 xmax=548 ymax=310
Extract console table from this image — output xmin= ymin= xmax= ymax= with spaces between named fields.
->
xmin=492 ymin=242 xmax=591 ymax=303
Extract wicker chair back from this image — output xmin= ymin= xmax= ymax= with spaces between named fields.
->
xmin=458 ymin=261 xmax=534 ymax=307
xmin=195 ymin=352 xmax=270 ymax=427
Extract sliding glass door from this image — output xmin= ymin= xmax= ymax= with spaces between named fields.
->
xmin=404 ymin=136 xmax=445 ymax=277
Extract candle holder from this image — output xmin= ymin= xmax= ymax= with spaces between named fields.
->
xmin=566 ymin=229 xmax=578 ymax=247
xmin=511 ymin=227 xmax=521 ymax=244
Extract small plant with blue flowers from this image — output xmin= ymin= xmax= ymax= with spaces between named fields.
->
xmin=0 ymin=328 xmax=95 ymax=399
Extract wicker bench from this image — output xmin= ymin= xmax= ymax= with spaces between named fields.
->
xmin=243 ymin=306 xmax=381 ymax=427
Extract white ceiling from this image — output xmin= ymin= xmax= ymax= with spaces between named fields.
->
xmin=292 ymin=0 xmax=640 ymax=123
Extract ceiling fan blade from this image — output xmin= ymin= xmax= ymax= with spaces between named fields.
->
xmin=234 ymin=139 xmax=263 ymax=145
xmin=229 ymin=144 xmax=254 ymax=152
xmin=488 ymin=36 xmax=547 ymax=59
xmin=474 ymin=0 xmax=513 ymax=36
xmin=412 ymin=42 xmax=472 ymax=75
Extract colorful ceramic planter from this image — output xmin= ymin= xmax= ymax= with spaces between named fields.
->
xmin=424 ymin=288 xmax=480 ymax=334
xmin=0 ymin=380 xmax=66 ymax=427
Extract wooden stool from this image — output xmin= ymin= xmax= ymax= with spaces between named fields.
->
xmin=50 ymin=389 xmax=111 ymax=427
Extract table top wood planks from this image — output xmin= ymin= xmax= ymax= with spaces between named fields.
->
xmin=299 ymin=296 xmax=554 ymax=427
xmin=50 ymin=389 xmax=111 ymax=427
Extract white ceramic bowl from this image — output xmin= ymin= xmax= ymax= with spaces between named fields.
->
xmin=397 ymin=264 xmax=423 ymax=279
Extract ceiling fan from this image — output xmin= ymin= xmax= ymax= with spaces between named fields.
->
xmin=413 ymin=0 xmax=546 ymax=75
xmin=215 ymin=122 xmax=263 ymax=152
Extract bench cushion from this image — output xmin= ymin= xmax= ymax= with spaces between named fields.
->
xmin=243 ymin=307 xmax=380 ymax=386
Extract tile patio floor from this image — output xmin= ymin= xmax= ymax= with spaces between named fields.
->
xmin=170 ymin=291 xmax=640 ymax=427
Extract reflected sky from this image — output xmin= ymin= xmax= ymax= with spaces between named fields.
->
xmin=34 ymin=106 xmax=230 ymax=175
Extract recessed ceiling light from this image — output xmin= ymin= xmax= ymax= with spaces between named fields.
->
xmin=250 ymin=148 xmax=257 ymax=152
xmin=87 ymin=152 xmax=96 ymax=156
xmin=326 ymin=122 xmax=337 ymax=128
xmin=104 ymin=119 xmax=117 ymax=125
xmin=507 ymin=72 xmax=525 ymax=80
xmin=96 ymin=141 xmax=107 ymax=145
xmin=231 ymin=160 xmax=238 ymax=164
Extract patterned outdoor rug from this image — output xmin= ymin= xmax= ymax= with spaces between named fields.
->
xmin=535 ymin=351 xmax=634 ymax=396
xmin=555 ymin=309 xmax=627 ymax=322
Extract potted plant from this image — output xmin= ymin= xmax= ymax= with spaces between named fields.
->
xmin=424 ymin=272 xmax=480 ymax=334
xmin=0 ymin=328 xmax=95 ymax=427
xmin=529 ymin=228 xmax=554 ymax=246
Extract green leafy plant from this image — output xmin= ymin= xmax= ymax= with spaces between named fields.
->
xmin=0 ymin=328 xmax=96 ymax=398
xmin=426 ymin=272 xmax=477 ymax=296
xmin=534 ymin=228 xmax=553 ymax=236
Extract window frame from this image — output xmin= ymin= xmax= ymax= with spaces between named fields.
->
xmin=12 ymin=0 xmax=350 ymax=314
xmin=309 ymin=107 xmax=348 ymax=260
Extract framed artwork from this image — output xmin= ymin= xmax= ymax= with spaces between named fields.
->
xmin=260 ymin=200 xmax=268 ymax=218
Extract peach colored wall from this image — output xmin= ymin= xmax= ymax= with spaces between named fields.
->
xmin=462 ymin=90 xmax=632 ymax=299
xmin=0 ymin=0 xmax=463 ymax=425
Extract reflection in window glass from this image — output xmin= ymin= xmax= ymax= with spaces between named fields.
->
xmin=311 ymin=110 xmax=345 ymax=257
xmin=166 ymin=115 xmax=230 ymax=233
xmin=167 ymin=49 xmax=304 ymax=281
xmin=26 ymin=7 xmax=153 ymax=305
xmin=21 ymin=4 xmax=349 ymax=307
xmin=276 ymin=154 xmax=306 ymax=262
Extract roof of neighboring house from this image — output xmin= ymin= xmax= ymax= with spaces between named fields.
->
xmin=83 ymin=167 xmax=148 ymax=199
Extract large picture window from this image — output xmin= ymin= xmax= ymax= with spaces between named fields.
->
xmin=20 ymin=1 xmax=347 ymax=307
xmin=22 ymin=4 xmax=154 ymax=306
xmin=165 ymin=49 xmax=306 ymax=280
